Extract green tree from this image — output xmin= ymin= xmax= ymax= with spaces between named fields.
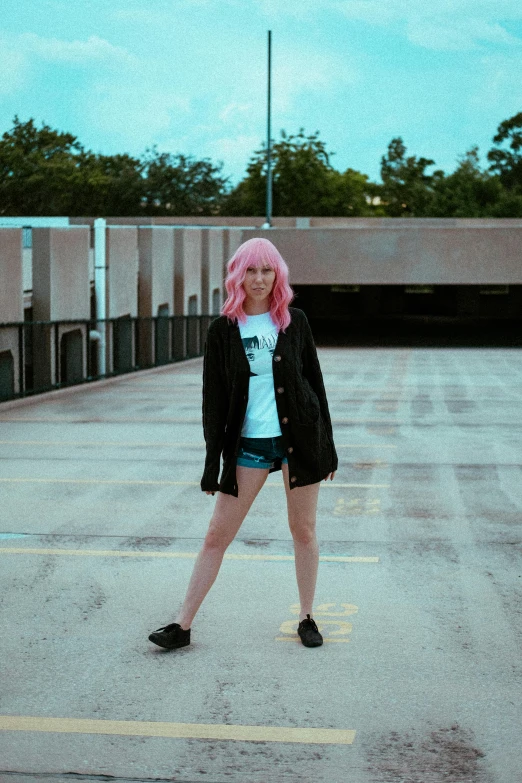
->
xmin=0 ymin=116 xmax=84 ymax=215
xmin=141 ymin=147 xmax=229 ymax=216
xmin=0 ymin=116 xmax=230 ymax=217
xmin=429 ymin=147 xmax=504 ymax=217
xmin=222 ymin=128 xmax=375 ymax=217
xmin=487 ymin=111 xmax=522 ymax=192
xmin=0 ymin=116 xmax=145 ymax=216
xmin=72 ymin=152 xmax=145 ymax=216
xmin=379 ymin=137 xmax=438 ymax=217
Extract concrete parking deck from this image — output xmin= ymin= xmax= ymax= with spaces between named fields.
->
xmin=0 ymin=345 xmax=521 ymax=782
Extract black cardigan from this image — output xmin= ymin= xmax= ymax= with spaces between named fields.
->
xmin=200 ymin=306 xmax=338 ymax=497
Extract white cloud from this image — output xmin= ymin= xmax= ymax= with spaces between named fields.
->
xmin=256 ymin=0 xmax=326 ymax=20
xmin=110 ymin=8 xmax=172 ymax=25
xmin=253 ymin=0 xmax=522 ymax=50
xmin=272 ymin=48 xmax=357 ymax=112
xmin=205 ymin=133 xmax=264 ymax=182
xmin=468 ymin=52 xmax=522 ymax=112
xmin=407 ymin=17 xmax=522 ymax=50
xmin=219 ymin=102 xmax=254 ymax=123
xmin=18 ymin=32 xmax=138 ymax=66
xmin=86 ymin=80 xmax=192 ymax=152
xmin=0 ymin=37 xmax=29 ymax=95
xmin=0 ymin=30 xmax=139 ymax=98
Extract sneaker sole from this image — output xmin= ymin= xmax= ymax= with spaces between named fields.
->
xmin=148 ymin=634 xmax=190 ymax=650
xmin=298 ymin=635 xmax=323 ymax=648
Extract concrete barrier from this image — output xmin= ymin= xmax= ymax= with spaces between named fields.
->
xmin=0 ymin=229 xmax=23 ymax=397
xmin=31 ymin=227 xmax=90 ymax=390
xmin=138 ymin=227 xmax=175 ymax=366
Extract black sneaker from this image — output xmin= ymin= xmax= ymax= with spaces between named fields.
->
xmin=148 ymin=623 xmax=191 ymax=649
xmin=297 ymin=614 xmax=323 ymax=647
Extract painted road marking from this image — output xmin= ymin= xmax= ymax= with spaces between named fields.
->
xmin=0 ymin=417 xmax=401 ymax=424
xmin=279 ymin=620 xmax=353 ymax=638
xmin=0 ymin=440 xmax=207 ymax=447
xmin=0 ymin=548 xmax=379 ymax=563
xmin=0 ymin=478 xmax=390 ymax=488
xmin=277 ymin=603 xmax=358 ymax=643
xmin=276 ymin=636 xmax=350 ymax=643
xmin=334 ymin=498 xmax=381 ymax=516
xmin=290 ymin=603 xmax=359 ymax=616
xmin=0 ymin=715 xmax=355 ymax=745
xmin=0 ymin=440 xmax=397 ymax=449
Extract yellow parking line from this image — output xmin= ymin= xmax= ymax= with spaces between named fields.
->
xmin=337 ymin=444 xmax=397 ymax=448
xmin=0 ymin=440 xmax=396 ymax=449
xmin=0 ymin=478 xmax=390 ymax=488
xmin=0 ymin=417 xmax=398 ymax=424
xmin=275 ymin=637 xmax=350 ymax=643
xmin=0 ymin=417 xmax=201 ymax=423
xmin=0 ymin=440 xmax=206 ymax=447
xmin=0 ymin=715 xmax=356 ymax=745
xmin=0 ymin=477 xmax=200 ymax=486
xmin=0 ymin=548 xmax=379 ymax=563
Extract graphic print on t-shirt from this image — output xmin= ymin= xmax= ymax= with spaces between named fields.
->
xmin=238 ymin=312 xmax=282 ymax=437
xmin=241 ymin=331 xmax=278 ymax=377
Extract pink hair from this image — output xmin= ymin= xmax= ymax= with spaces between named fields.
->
xmin=221 ymin=237 xmax=295 ymax=331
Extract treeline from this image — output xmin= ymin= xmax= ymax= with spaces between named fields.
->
xmin=1 ymin=113 xmax=521 ymax=218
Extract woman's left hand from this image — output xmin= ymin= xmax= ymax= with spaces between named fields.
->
xmin=324 ymin=471 xmax=336 ymax=481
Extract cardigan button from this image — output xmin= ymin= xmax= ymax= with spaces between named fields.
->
xmin=290 ymin=476 xmax=297 ymax=483
xmin=277 ymin=386 xmax=284 ymax=394
xmin=287 ymin=446 xmax=293 ymax=454
xmin=274 ymin=355 xmax=281 ymax=362
xmin=281 ymin=417 xmax=289 ymax=424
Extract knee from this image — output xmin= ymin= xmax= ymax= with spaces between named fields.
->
xmin=204 ymin=520 xmax=232 ymax=552
xmin=290 ymin=522 xmax=317 ymax=547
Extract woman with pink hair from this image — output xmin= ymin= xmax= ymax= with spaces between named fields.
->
xmin=148 ymin=237 xmax=337 ymax=650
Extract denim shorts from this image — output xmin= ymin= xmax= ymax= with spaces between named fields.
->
xmin=236 ymin=436 xmax=289 ymax=469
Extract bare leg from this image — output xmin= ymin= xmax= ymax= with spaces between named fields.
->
xmin=282 ymin=462 xmax=321 ymax=622
xmin=175 ymin=465 xmax=269 ymax=629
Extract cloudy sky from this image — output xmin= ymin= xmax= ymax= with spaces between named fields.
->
xmin=1 ymin=0 xmax=521 ymax=187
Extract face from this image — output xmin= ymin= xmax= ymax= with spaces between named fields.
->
xmin=242 ymin=261 xmax=276 ymax=304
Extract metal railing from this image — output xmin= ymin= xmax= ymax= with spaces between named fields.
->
xmin=0 ymin=314 xmax=216 ymax=402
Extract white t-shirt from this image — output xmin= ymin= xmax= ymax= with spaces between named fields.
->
xmin=238 ymin=311 xmax=282 ymax=438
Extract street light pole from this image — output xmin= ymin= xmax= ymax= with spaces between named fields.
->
xmin=265 ymin=29 xmax=272 ymax=229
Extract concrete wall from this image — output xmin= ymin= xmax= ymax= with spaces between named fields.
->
xmin=13 ymin=221 xmax=522 ymax=316
xmin=241 ymin=226 xmax=522 ymax=285
xmin=0 ymin=229 xmax=23 ymax=396
xmin=137 ymin=227 xmax=175 ymax=365
xmin=0 ymin=229 xmax=23 ymax=323
xmin=200 ymin=229 xmax=225 ymax=315
xmin=5 ymin=220 xmax=522 ymax=323
xmin=173 ymin=228 xmax=202 ymax=315
xmin=3 ymin=218 xmax=522 ymax=399
xmin=223 ymin=228 xmax=243 ymax=303
xmin=30 ymin=228 xmax=91 ymax=390
xmin=32 ymin=227 xmax=90 ymax=320
xmin=138 ymin=227 xmax=174 ymax=317
xmin=106 ymin=227 xmax=139 ymax=319
xmin=70 ymin=216 xmax=297 ymax=228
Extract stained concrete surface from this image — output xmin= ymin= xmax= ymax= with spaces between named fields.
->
xmin=0 ymin=346 xmax=521 ymax=782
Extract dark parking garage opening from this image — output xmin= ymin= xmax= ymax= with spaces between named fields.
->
xmin=292 ymin=284 xmax=522 ymax=348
